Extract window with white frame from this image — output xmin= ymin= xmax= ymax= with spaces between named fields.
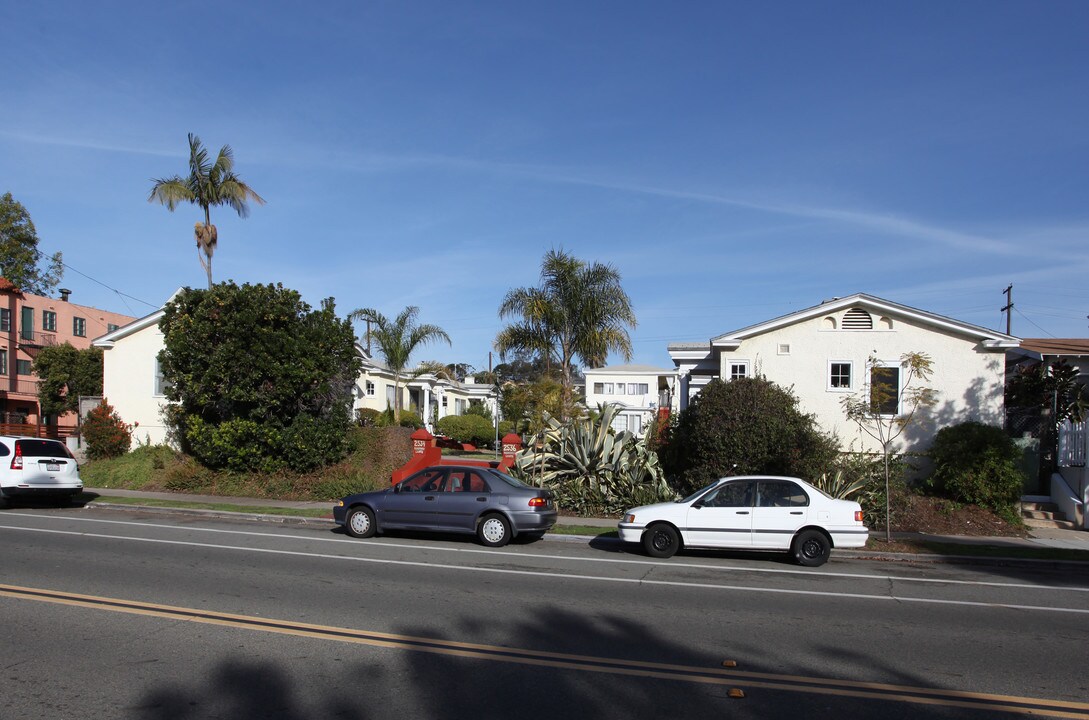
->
xmin=616 ymin=383 xmax=626 ymax=395
xmin=593 ymin=382 xmax=604 ymax=394
xmin=828 ymin=361 xmax=852 ymax=390
xmin=728 ymin=361 xmax=749 ymax=381
xmin=154 ymin=358 xmax=172 ymax=396
xmin=870 ymin=364 xmax=901 ymax=415
xmin=386 ymin=386 xmax=396 ymax=408
xmin=365 ymin=380 xmax=376 ymax=396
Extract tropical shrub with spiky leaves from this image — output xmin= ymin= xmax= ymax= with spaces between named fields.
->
xmin=510 ymin=404 xmax=673 ymax=515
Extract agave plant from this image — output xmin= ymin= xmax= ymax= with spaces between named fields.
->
xmin=511 ymin=404 xmax=673 ymax=515
xmin=810 ymin=469 xmax=869 ymax=499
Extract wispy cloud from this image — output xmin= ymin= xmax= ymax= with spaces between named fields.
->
xmin=0 ymin=131 xmax=179 ymax=158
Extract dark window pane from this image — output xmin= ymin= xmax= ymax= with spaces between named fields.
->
xmin=871 ymin=366 xmax=900 ymax=415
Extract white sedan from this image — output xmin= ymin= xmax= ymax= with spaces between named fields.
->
xmin=618 ymin=475 xmax=869 ymax=566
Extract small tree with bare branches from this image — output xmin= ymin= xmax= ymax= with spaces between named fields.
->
xmin=841 ymin=352 xmax=937 ymax=541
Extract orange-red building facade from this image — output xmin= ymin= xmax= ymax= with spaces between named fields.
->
xmin=0 ymin=278 xmax=136 ymax=433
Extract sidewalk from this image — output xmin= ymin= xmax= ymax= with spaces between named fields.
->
xmin=81 ymin=487 xmax=1089 ymax=557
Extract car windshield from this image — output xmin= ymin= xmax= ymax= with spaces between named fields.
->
xmin=677 ymin=480 xmax=724 ymax=504
xmin=486 ymin=469 xmax=530 ymax=489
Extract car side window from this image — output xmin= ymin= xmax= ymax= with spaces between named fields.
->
xmin=757 ymin=481 xmax=809 ymax=508
xmin=0 ymin=442 xmax=8 ymax=457
xmin=401 ymin=468 xmax=445 ymax=492
xmin=464 ymin=471 xmax=489 ymax=493
xmin=445 ymin=471 xmax=467 ymax=492
xmin=700 ymin=481 xmax=752 ymax=508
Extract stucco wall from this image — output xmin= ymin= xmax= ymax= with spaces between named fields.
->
xmin=101 ymin=322 xmax=171 ymax=446
xmin=719 ymin=312 xmax=1007 ymax=453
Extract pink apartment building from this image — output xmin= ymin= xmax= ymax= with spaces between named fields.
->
xmin=0 ymin=278 xmax=136 ymax=433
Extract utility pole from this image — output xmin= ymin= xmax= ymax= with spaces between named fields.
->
xmin=1001 ymin=284 xmax=1013 ymax=335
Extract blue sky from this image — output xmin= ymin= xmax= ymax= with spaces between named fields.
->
xmin=3 ymin=1 xmax=1087 ymax=371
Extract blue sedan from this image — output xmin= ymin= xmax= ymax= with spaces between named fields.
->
xmin=333 ymin=465 xmax=557 ymax=547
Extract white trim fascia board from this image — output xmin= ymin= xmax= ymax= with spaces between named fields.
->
xmin=92 ymin=308 xmax=166 ymax=348
xmin=583 ymin=364 xmax=676 ymax=375
xmin=708 ymin=293 xmax=1019 ymax=346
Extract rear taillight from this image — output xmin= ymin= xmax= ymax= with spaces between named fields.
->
xmin=528 ymin=497 xmax=548 ymax=508
xmin=854 ymin=510 xmax=864 ymax=523
xmin=11 ymin=441 xmax=22 ymax=471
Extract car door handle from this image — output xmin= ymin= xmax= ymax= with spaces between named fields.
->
xmin=424 ymin=496 xmax=436 ymax=501
xmin=476 ymin=497 xmax=487 ymax=502
xmin=790 ymin=511 xmax=803 ymax=515
xmin=736 ymin=511 xmax=749 ymax=515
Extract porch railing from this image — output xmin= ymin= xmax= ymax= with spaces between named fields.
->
xmin=1057 ymin=420 xmax=1087 ymax=468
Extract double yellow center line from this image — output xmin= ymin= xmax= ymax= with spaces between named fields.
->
xmin=2 ymin=582 xmax=1086 ymax=718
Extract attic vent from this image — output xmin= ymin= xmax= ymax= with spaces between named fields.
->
xmin=842 ymin=308 xmax=873 ymax=330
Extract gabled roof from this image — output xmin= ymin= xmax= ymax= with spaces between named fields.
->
xmin=92 ymin=288 xmax=185 ymax=347
xmin=708 ymin=293 xmax=1019 ymax=349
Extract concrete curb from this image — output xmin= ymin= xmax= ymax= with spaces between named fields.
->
xmin=84 ymin=500 xmax=1087 ymax=568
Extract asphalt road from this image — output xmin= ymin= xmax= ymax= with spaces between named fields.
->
xmin=1 ymin=505 xmax=1087 ymax=720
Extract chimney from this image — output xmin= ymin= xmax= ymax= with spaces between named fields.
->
xmin=59 ymin=288 xmax=71 ymax=302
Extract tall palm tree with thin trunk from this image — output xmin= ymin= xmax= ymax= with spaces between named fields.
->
xmin=495 ymin=249 xmax=637 ymax=417
xmin=149 ymin=133 xmax=265 ymax=289
xmin=349 ymin=305 xmax=451 ymax=423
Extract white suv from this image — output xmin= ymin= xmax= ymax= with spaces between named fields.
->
xmin=0 ymin=436 xmax=83 ymax=506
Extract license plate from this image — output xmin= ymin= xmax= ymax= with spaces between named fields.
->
xmin=46 ymin=463 xmax=60 ymax=472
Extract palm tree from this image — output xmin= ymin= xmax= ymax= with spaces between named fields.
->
xmin=349 ymin=306 xmax=451 ymax=423
xmin=148 ymin=133 xmax=265 ymax=289
xmin=495 ymin=249 xmax=636 ymax=415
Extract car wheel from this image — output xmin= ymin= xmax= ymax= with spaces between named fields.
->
xmin=792 ymin=529 xmax=831 ymax=567
xmin=477 ymin=513 xmax=511 ymax=547
xmin=642 ymin=523 xmax=680 ymax=559
xmin=345 ymin=506 xmax=377 ymax=539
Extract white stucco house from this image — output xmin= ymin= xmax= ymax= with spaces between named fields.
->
xmin=93 ymin=299 xmax=498 ymax=448
xmin=353 ymin=349 xmax=499 ymax=428
xmin=582 ymin=364 xmax=679 ymax=437
xmin=667 ymin=293 xmax=1020 ymax=454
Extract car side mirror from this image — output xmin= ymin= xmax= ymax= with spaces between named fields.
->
xmin=393 ymin=484 xmax=401 ymax=494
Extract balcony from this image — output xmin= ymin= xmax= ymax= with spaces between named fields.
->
xmin=0 ymin=378 xmax=41 ymax=397
xmin=17 ymin=330 xmax=57 ymax=352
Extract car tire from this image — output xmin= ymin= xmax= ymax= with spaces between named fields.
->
xmin=642 ymin=523 xmax=680 ymax=559
xmin=792 ymin=529 xmax=831 ymax=567
xmin=477 ymin=513 xmax=511 ymax=547
xmin=345 ymin=506 xmax=377 ymax=539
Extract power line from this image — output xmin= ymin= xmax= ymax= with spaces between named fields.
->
xmin=25 ymin=247 xmax=159 ymax=315
xmin=1013 ymin=307 xmax=1054 ymax=338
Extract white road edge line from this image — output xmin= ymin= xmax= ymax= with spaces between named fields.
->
xmin=5 ymin=512 xmax=1088 ymax=593
xmin=2 ymin=523 xmax=1088 ymax=615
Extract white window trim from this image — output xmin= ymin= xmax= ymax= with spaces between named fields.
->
xmin=827 ymin=360 xmax=854 ymax=392
xmin=727 ymin=359 xmax=750 ymax=381
xmin=365 ymin=380 xmax=376 ymax=396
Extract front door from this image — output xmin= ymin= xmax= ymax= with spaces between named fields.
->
xmin=684 ymin=479 xmax=754 ymax=548
xmin=381 ymin=467 xmax=446 ymax=528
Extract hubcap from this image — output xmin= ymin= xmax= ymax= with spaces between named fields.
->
xmin=802 ymin=538 xmax=822 ymax=558
xmin=482 ymin=518 xmax=506 ymax=543
xmin=350 ymin=511 xmax=370 ymax=535
xmin=653 ymin=530 xmax=672 ymax=550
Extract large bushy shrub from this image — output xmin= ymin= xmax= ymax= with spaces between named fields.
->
xmin=82 ymin=400 xmax=131 ymax=460
xmin=661 ymin=377 xmax=840 ymax=494
xmin=926 ymin=421 xmax=1024 ymax=521
xmin=159 ymin=282 xmax=362 ymax=473
xmin=436 ymin=414 xmax=496 ymax=447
